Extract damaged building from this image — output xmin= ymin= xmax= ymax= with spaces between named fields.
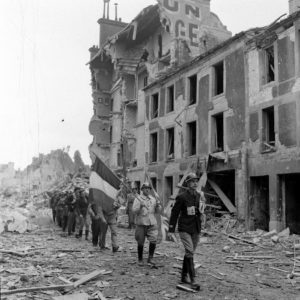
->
xmin=87 ymin=0 xmax=300 ymax=234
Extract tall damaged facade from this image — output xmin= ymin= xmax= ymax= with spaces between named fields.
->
xmin=88 ymin=0 xmax=300 ymax=234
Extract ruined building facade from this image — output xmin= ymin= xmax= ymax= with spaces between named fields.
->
xmin=88 ymin=0 xmax=300 ymax=234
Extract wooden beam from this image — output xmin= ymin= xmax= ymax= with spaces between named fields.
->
xmin=73 ymin=270 xmax=109 ymax=288
xmin=207 ymin=179 xmax=237 ymax=213
xmin=53 ymin=293 xmax=89 ymax=300
xmin=1 ymin=284 xmax=73 ymax=296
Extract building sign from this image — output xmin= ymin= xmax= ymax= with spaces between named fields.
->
xmin=158 ymin=0 xmax=208 ymax=47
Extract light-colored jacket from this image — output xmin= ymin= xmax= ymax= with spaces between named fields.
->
xmin=132 ymin=194 xmax=162 ymax=226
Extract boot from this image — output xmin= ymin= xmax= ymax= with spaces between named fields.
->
xmin=76 ymin=230 xmax=83 ymax=239
xmin=147 ymin=243 xmax=156 ymax=265
xmin=138 ymin=245 xmax=144 ymax=266
xmin=85 ymin=230 xmax=89 ymax=241
xmin=187 ymin=257 xmax=200 ymax=290
xmin=181 ymin=256 xmax=190 ymax=284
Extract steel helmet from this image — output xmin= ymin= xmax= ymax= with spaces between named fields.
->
xmin=141 ymin=182 xmax=152 ymax=190
xmin=185 ymin=172 xmax=199 ymax=183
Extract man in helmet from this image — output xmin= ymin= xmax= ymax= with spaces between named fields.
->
xmin=126 ymin=182 xmax=138 ymax=229
xmin=168 ymin=172 xmax=201 ymax=290
xmin=132 ymin=182 xmax=162 ymax=266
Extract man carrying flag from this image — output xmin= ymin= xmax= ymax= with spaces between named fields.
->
xmin=89 ymin=155 xmax=123 ymax=253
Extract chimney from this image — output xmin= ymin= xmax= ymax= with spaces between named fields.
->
xmin=289 ymin=0 xmax=300 ymax=14
xmin=114 ymin=3 xmax=118 ymax=21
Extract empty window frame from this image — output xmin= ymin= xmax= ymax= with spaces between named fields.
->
xmin=213 ymin=61 xmax=224 ymax=96
xmin=151 ymin=93 xmax=159 ymax=119
xmin=166 ymin=127 xmax=175 ymax=160
xmin=212 ymin=113 xmax=224 ymax=152
xmin=166 ymin=85 xmax=175 ymax=113
xmin=165 ymin=176 xmax=173 ymax=199
xmin=150 ymin=132 xmax=158 ymax=163
xmin=110 ymin=98 xmax=114 ymax=112
xmin=109 ymin=126 xmax=113 ymax=143
xmin=134 ymin=181 xmax=141 ymax=193
xmin=158 ymin=34 xmax=163 ymax=58
xmin=117 ymin=150 xmax=122 ymax=167
xmin=187 ymin=121 xmax=197 ymax=156
xmin=144 ymin=75 xmax=148 ymax=87
xmin=262 ymin=106 xmax=275 ymax=151
xmin=263 ymin=46 xmax=275 ymax=84
xmin=151 ymin=177 xmax=157 ymax=192
xmin=188 ymin=74 xmax=197 ymax=105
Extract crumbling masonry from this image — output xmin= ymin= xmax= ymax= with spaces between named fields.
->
xmin=87 ymin=0 xmax=300 ymax=234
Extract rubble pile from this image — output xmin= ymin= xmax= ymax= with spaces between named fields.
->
xmin=0 ymin=223 xmax=299 ymax=299
xmin=0 ymin=171 xmax=90 ymax=235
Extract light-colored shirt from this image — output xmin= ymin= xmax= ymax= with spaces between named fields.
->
xmin=132 ymin=194 xmax=162 ymax=226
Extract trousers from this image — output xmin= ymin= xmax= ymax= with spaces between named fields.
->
xmin=179 ymin=232 xmax=200 ymax=258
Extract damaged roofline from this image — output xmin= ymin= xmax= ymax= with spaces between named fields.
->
xmin=87 ymin=4 xmax=159 ymax=66
xmin=143 ymin=28 xmax=263 ymax=91
xmin=246 ymin=10 xmax=300 ymax=46
xmin=144 ymin=10 xmax=300 ymax=91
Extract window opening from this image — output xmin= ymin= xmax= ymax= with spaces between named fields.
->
xmin=150 ymin=132 xmax=158 ymax=162
xmin=188 ymin=75 xmax=197 ymax=105
xmin=187 ymin=121 xmax=197 ymax=156
xmin=166 ymin=127 xmax=175 ymax=160
xmin=213 ymin=61 xmax=224 ymax=96
xmin=166 ymin=85 xmax=174 ymax=112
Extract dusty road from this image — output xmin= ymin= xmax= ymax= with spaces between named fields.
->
xmin=0 ymin=222 xmax=299 ymax=300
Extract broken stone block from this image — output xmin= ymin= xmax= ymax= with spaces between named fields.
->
xmin=262 ymin=229 xmax=277 ymax=238
xmin=222 ymin=246 xmax=231 ymax=253
xmin=271 ymin=235 xmax=279 ymax=243
xmin=278 ymin=228 xmax=290 ymax=238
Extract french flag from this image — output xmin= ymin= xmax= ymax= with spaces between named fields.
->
xmin=89 ymin=156 xmax=121 ymax=214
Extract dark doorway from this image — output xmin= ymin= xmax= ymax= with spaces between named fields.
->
xmin=208 ymin=170 xmax=235 ymax=206
xmin=250 ymin=176 xmax=269 ymax=231
xmin=279 ymin=174 xmax=300 ymax=234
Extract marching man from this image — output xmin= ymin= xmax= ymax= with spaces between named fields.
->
xmin=168 ymin=173 xmax=206 ymax=290
xmin=132 ymin=182 xmax=162 ymax=266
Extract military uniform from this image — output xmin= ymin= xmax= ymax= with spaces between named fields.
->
xmin=132 ymin=182 xmax=162 ymax=265
xmin=169 ymin=173 xmax=202 ymax=290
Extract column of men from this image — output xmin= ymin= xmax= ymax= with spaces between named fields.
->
xmin=49 ymin=173 xmax=205 ymax=290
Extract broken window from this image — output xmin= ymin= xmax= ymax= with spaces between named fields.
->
xmin=165 ymin=176 xmax=173 ymax=202
xmin=150 ymin=132 xmax=158 ymax=163
xmin=262 ymin=106 xmax=275 ymax=152
xmin=109 ymin=126 xmax=112 ymax=144
xmin=151 ymin=93 xmax=159 ymax=119
xmin=188 ymin=74 xmax=197 ymax=105
xmin=135 ymin=181 xmax=141 ymax=193
xmin=166 ymin=127 xmax=175 ymax=160
xmin=166 ymin=85 xmax=174 ymax=113
xmin=213 ymin=61 xmax=224 ymax=96
xmin=187 ymin=121 xmax=197 ymax=156
xmin=212 ymin=113 xmax=224 ymax=152
xmin=151 ymin=177 xmax=157 ymax=192
xmin=110 ymin=98 xmax=114 ymax=112
xmin=144 ymin=76 xmax=148 ymax=87
xmin=117 ymin=150 xmax=122 ymax=167
xmin=263 ymin=46 xmax=275 ymax=84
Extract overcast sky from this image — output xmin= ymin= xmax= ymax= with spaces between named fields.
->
xmin=0 ymin=0 xmax=288 ymax=169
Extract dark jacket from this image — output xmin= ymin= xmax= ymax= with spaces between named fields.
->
xmin=169 ymin=190 xmax=201 ymax=234
xmin=76 ymin=194 xmax=88 ymax=216
xmin=66 ymin=194 xmax=75 ymax=213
